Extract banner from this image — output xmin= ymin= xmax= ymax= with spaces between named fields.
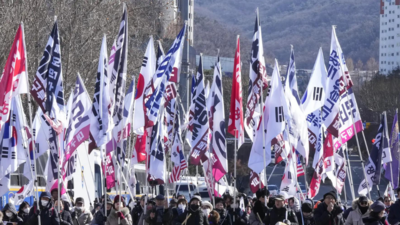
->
xmin=249 ymin=169 xmax=265 ymax=193
xmin=0 ymin=24 xmax=28 ymax=133
xmin=188 ymin=55 xmax=209 ymax=165
xmin=148 ymin=107 xmax=166 ymax=185
xmin=228 ymin=36 xmax=245 ymax=148
xmin=385 ymin=112 xmax=399 ymax=189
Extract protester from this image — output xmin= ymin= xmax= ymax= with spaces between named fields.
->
xmin=362 ymin=201 xmax=386 ymax=225
xmin=314 ymin=191 xmax=344 ymax=225
xmin=55 ymin=200 xmax=73 ymax=225
xmin=288 ymin=197 xmax=301 ymax=213
xmin=131 ymin=195 xmax=145 ymax=225
xmin=106 ymin=195 xmax=132 ymax=225
xmin=388 ymin=187 xmax=400 ymax=225
xmin=345 ymin=196 xmax=371 ymax=225
xmin=91 ymin=195 xmax=112 ymax=225
xmin=71 ymin=197 xmax=93 ymax=225
xmin=177 ymin=199 xmax=188 ymax=216
xmin=92 ymin=203 xmax=101 ymax=217
xmin=383 ymin=196 xmax=391 ymax=214
xmin=177 ymin=195 xmax=209 ymax=225
xmin=202 ymin=201 xmax=213 ymax=218
xmin=249 ymin=188 xmax=269 ymax=225
xmin=28 ymin=191 xmax=60 ymax=225
xmin=51 ymin=189 xmax=59 ymax=202
xmin=18 ymin=201 xmax=30 ymax=224
xmin=296 ymin=199 xmax=315 ymax=225
xmin=267 ymin=196 xmax=275 ymax=209
xmin=209 ymin=210 xmax=220 ymax=225
xmin=145 ymin=194 xmax=173 ymax=225
xmin=264 ymin=194 xmax=298 ymax=225
xmin=214 ymin=197 xmax=232 ymax=225
xmin=2 ymin=202 xmax=24 ymax=225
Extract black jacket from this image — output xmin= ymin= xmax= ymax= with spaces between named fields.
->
xmin=27 ymin=202 xmax=60 ymax=225
xmin=177 ymin=206 xmax=209 ymax=225
xmin=215 ymin=209 xmax=232 ymax=225
xmin=226 ymin=206 xmax=248 ymax=225
xmin=314 ymin=202 xmax=343 ymax=225
xmin=2 ymin=203 xmax=24 ymax=225
xmin=59 ymin=210 xmax=74 ymax=225
xmin=296 ymin=212 xmax=315 ymax=225
xmin=264 ymin=206 xmax=298 ymax=225
xmin=131 ymin=205 xmax=143 ymax=225
xmin=18 ymin=211 xmax=30 ymax=225
xmin=145 ymin=206 xmax=174 ymax=225
xmin=388 ymin=200 xmax=400 ymax=225
xmin=362 ymin=216 xmax=386 ymax=225
xmin=253 ymin=201 xmax=267 ymax=221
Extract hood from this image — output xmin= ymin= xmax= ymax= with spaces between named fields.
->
xmin=351 ymin=198 xmax=373 ymax=210
xmin=3 ymin=203 xmax=18 ymax=215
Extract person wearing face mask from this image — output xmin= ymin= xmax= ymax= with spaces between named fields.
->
xmin=27 ymin=191 xmax=60 ymax=225
xmin=2 ymin=203 xmax=24 ymax=225
xmin=177 ymin=195 xmax=209 ymax=225
xmin=202 ymin=201 xmax=213 ymax=218
xmin=362 ymin=201 xmax=387 ymax=225
xmin=314 ymin=191 xmax=344 ymax=225
xmin=91 ymin=196 xmax=112 ymax=225
xmin=345 ymin=196 xmax=372 ymax=225
xmin=176 ymin=199 xmax=187 ymax=216
xmin=296 ymin=199 xmax=315 ymax=225
xmin=106 ymin=195 xmax=132 ymax=225
xmin=214 ymin=198 xmax=232 ymax=225
xmin=131 ymin=195 xmax=146 ymax=225
xmin=18 ymin=201 xmax=31 ymax=224
xmin=264 ymin=194 xmax=298 ymax=225
xmin=71 ymin=197 xmax=93 ymax=225
xmin=54 ymin=200 xmax=73 ymax=225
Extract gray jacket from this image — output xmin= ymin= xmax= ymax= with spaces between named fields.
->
xmin=72 ymin=208 xmax=93 ymax=225
xmin=345 ymin=198 xmax=372 ymax=225
xmin=106 ymin=207 xmax=132 ymax=225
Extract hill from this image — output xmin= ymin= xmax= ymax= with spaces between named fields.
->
xmin=194 ymin=0 xmax=379 ymax=68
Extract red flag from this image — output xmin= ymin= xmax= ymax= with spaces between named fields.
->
xmin=0 ymin=24 xmax=28 ymax=132
xmin=249 ymin=170 xmax=265 ymax=193
xmin=228 ymin=36 xmax=245 ymax=148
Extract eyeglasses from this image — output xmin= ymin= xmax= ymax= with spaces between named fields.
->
xmin=384 ymin=200 xmax=390 ymax=202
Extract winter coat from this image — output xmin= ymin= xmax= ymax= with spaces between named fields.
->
xmin=131 ymin=205 xmax=143 ymax=225
xmin=264 ymin=206 xmax=298 ymax=225
xmin=27 ymin=192 xmax=60 ymax=225
xmin=344 ymin=208 xmax=353 ymax=220
xmin=345 ymin=199 xmax=372 ymax=225
xmin=71 ymin=208 xmax=93 ymax=225
xmin=388 ymin=200 xmax=400 ymax=225
xmin=177 ymin=206 xmax=209 ymax=225
xmin=60 ymin=210 xmax=74 ymax=225
xmin=2 ymin=203 xmax=24 ymax=225
xmin=227 ymin=207 xmax=248 ymax=225
xmin=296 ymin=212 xmax=315 ymax=225
xmin=249 ymin=210 xmax=263 ymax=225
xmin=215 ymin=209 xmax=232 ymax=225
xmin=144 ymin=206 xmax=174 ymax=225
xmin=91 ymin=205 xmax=111 ymax=225
xmin=362 ymin=216 xmax=386 ymax=225
xmin=106 ymin=207 xmax=133 ymax=225
xmin=314 ymin=202 xmax=344 ymax=225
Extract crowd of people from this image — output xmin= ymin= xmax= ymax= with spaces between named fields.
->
xmin=0 ymin=187 xmax=399 ymax=225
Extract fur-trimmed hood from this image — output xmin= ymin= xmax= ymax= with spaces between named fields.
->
xmin=352 ymin=198 xmax=373 ymax=210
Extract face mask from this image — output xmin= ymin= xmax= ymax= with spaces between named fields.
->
xmin=23 ymin=208 xmax=30 ymax=214
xmin=190 ymin=204 xmax=199 ymax=211
xmin=6 ymin=212 xmax=13 ymax=218
xmin=202 ymin=209 xmax=210 ymax=216
xmin=75 ymin=207 xmax=82 ymax=212
xmin=178 ymin=204 xmax=186 ymax=210
xmin=41 ymin=200 xmax=49 ymax=206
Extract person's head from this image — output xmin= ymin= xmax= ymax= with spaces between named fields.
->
xmin=223 ymin=195 xmax=233 ymax=207
xmin=19 ymin=201 xmax=30 ymax=214
xmin=147 ymin=200 xmax=156 ymax=211
xmin=383 ymin=196 xmax=391 ymax=207
xmin=155 ymin=195 xmax=165 ymax=207
xmin=358 ymin=196 xmax=369 ymax=209
xmin=256 ymin=188 xmax=269 ymax=203
xmin=301 ymin=199 xmax=314 ymax=218
xmin=177 ymin=195 xmax=185 ymax=200
xmin=75 ymin=197 xmax=85 ymax=210
xmin=208 ymin=210 xmax=220 ymax=224
xmin=54 ymin=200 xmax=64 ymax=211
xmin=215 ymin=198 xmax=225 ymax=210
xmin=323 ymin=191 xmax=337 ymax=205
xmin=178 ymin=199 xmax=187 ymax=210
xmin=113 ymin=195 xmax=126 ymax=211
xmin=40 ymin=191 xmax=52 ymax=207
xmin=169 ymin=199 xmax=177 ymax=208
xmin=288 ymin=198 xmax=295 ymax=207
xmin=5 ymin=208 xmax=14 ymax=219
xmin=370 ymin=200 xmax=386 ymax=219
xmin=274 ymin=195 xmax=285 ymax=209
xmin=189 ymin=195 xmax=201 ymax=211
xmin=51 ymin=189 xmax=59 ymax=200
xmin=202 ymin=201 xmax=213 ymax=216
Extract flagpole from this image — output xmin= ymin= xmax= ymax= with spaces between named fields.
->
xmin=77 ymin=152 xmax=94 ymax=207
xmin=342 ymin=147 xmax=349 ymax=206
xmin=21 ymin=21 xmax=42 ymax=225
xmin=397 ymin=108 xmax=400 ymax=191
xmin=344 ymin=146 xmax=356 ymax=200
xmin=144 ymin=129 xmax=149 ymax=216
xmin=267 ymin=164 xmax=277 ymax=182
xmin=301 ymin=157 xmax=309 ymax=194
xmin=233 ymin=129 xmax=237 ymax=215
